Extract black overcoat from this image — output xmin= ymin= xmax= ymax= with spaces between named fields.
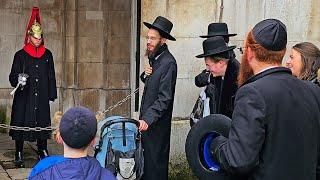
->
xmin=195 ymin=57 xmax=239 ymax=118
xmin=9 ymin=49 xmax=57 ymax=141
xmin=139 ymin=46 xmax=177 ymax=180
xmin=211 ymin=67 xmax=320 ymax=180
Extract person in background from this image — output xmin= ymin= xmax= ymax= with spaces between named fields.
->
xmin=195 ymin=23 xmax=239 ymax=118
xmin=286 ymin=42 xmax=320 ymax=85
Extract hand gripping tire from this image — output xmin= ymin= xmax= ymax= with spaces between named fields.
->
xmin=185 ymin=114 xmax=232 ymax=180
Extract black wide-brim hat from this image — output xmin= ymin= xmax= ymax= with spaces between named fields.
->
xmin=143 ymin=16 xmax=176 ymax=41
xmin=185 ymin=114 xmax=233 ymax=179
xmin=196 ymin=36 xmax=236 ymax=58
xmin=200 ymin=23 xmax=237 ymax=38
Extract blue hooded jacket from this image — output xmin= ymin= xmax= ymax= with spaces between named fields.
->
xmin=29 ymin=156 xmax=116 ymax=180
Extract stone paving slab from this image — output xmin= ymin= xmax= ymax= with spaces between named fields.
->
xmin=6 ymin=168 xmax=31 ymax=180
xmin=0 ymin=164 xmax=5 ymax=173
xmin=0 ymin=151 xmax=14 ymax=162
xmin=0 ymin=136 xmax=15 ymax=155
xmin=1 ymin=148 xmax=38 ymax=169
xmin=0 ymin=134 xmax=38 ymax=179
xmin=0 ymin=173 xmax=11 ymax=180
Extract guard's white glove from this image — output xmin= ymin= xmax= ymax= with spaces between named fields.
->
xmin=10 ymin=74 xmax=29 ymax=96
xmin=18 ymin=75 xmax=27 ymax=86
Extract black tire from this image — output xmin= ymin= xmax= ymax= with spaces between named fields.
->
xmin=185 ymin=114 xmax=232 ymax=180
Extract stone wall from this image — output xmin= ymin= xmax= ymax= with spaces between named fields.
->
xmin=60 ymin=0 xmax=132 ymax=116
xmin=0 ymin=0 xmax=133 ymax=122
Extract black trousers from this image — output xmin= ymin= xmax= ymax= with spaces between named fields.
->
xmin=15 ymin=139 xmax=47 ymax=152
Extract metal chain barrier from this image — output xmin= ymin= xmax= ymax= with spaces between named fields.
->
xmin=102 ymin=87 xmax=139 ymax=115
xmin=0 ymin=87 xmax=140 ymax=132
xmin=0 ymin=124 xmax=54 ymax=131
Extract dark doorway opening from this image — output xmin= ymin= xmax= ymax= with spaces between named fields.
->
xmin=134 ymin=0 xmax=141 ymax=112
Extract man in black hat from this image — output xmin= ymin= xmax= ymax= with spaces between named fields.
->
xmin=194 ymin=23 xmax=239 ymax=119
xmin=138 ymin=16 xmax=177 ymax=180
xmin=199 ymin=23 xmax=237 ymax=42
xmin=209 ymin=19 xmax=320 ymax=179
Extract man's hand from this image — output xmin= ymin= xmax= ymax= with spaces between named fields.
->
xmin=138 ymin=120 xmax=149 ymax=131
xmin=144 ymin=67 xmax=153 ymax=76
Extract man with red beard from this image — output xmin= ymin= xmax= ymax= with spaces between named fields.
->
xmin=209 ymin=19 xmax=320 ymax=179
xmin=9 ymin=7 xmax=57 ymax=168
xmin=138 ymin=16 xmax=177 ymax=180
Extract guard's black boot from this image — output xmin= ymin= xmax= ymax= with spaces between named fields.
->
xmin=14 ymin=151 xmax=25 ymax=168
xmin=37 ymin=149 xmax=49 ymax=160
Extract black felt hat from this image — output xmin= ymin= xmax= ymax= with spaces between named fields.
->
xmin=60 ymin=106 xmax=97 ymax=149
xmin=252 ymin=19 xmax=287 ymax=51
xmin=196 ymin=36 xmax=236 ymax=58
xmin=143 ymin=16 xmax=176 ymax=41
xmin=200 ymin=23 xmax=237 ymax=38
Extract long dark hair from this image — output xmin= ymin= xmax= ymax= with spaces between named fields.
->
xmin=292 ymin=42 xmax=320 ymax=81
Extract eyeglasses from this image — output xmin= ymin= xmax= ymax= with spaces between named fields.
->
xmin=237 ymin=46 xmax=247 ymax=54
xmin=145 ymin=36 xmax=160 ymax=42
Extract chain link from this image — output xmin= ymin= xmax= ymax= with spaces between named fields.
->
xmin=0 ymin=87 xmax=140 ymax=132
xmin=102 ymin=87 xmax=139 ymax=115
xmin=0 ymin=123 xmax=55 ymax=131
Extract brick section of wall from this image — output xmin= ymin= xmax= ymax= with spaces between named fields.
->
xmin=58 ymin=0 xmax=133 ymax=115
xmin=105 ymin=90 xmax=131 ymax=117
xmin=104 ymin=0 xmax=132 ymax=117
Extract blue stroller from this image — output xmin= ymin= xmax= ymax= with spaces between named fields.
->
xmin=94 ymin=116 xmax=144 ymax=180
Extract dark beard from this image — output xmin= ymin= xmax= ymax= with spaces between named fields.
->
xmin=145 ymin=42 xmax=162 ymax=58
xmin=237 ymin=51 xmax=254 ymax=86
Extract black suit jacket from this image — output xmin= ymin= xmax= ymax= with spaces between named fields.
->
xmin=195 ymin=57 xmax=239 ymax=118
xmin=139 ymin=46 xmax=177 ymax=180
xmin=211 ymin=67 xmax=320 ymax=180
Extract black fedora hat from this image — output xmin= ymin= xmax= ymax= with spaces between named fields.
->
xmin=143 ymin=16 xmax=176 ymax=41
xmin=196 ymin=36 xmax=236 ymax=58
xmin=185 ymin=114 xmax=233 ymax=179
xmin=200 ymin=23 xmax=237 ymax=38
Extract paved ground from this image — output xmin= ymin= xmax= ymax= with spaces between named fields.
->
xmin=0 ymin=133 xmax=63 ymax=180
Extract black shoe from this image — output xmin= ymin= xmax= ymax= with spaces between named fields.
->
xmin=37 ymin=149 xmax=49 ymax=160
xmin=14 ymin=151 xmax=25 ymax=168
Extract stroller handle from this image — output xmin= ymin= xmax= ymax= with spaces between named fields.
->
xmin=99 ymin=118 xmax=140 ymax=147
xmin=103 ymin=118 xmax=140 ymax=128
